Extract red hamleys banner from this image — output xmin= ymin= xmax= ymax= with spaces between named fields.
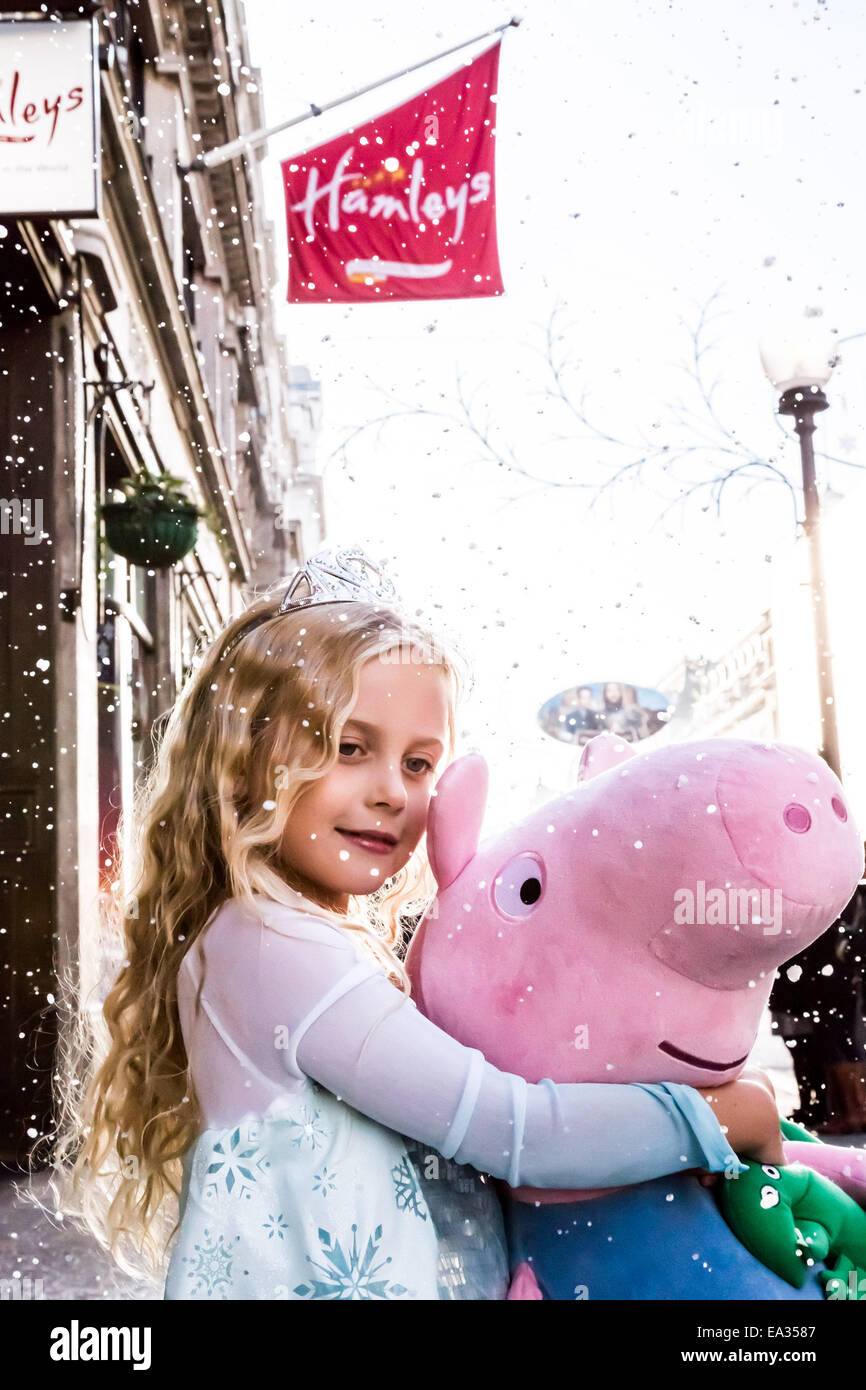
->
xmin=281 ymin=41 xmax=503 ymax=304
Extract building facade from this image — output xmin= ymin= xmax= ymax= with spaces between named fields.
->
xmin=653 ymin=611 xmax=778 ymax=745
xmin=0 ymin=0 xmax=324 ymax=1158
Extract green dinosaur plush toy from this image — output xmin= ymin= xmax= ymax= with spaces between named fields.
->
xmin=717 ymin=1123 xmax=866 ymax=1299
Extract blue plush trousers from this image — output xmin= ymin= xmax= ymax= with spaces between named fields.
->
xmin=504 ymin=1175 xmax=826 ymax=1300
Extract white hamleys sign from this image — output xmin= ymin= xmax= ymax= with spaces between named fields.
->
xmin=0 ymin=18 xmax=99 ymax=218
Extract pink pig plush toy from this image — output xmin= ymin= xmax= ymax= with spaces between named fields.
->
xmin=405 ymin=733 xmax=866 ymax=1300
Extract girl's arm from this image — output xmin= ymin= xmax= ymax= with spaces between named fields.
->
xmin=294 ymin=973 xmax=749 ymax=1189
xmin=231 ymin=907 xmax=755 ymax=1190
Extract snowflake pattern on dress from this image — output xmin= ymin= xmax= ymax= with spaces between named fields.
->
xmin=183 ymin=1229 xmax=241 ymax=1298
xmin=391 ymin=1154 xmax=429 ymax=1221
xmin=294 ymin=1224 xmax=411 ymax=1300
xmin=167 ymin=1086 xmax=441 ymax=1300
xmin=202 ymin=1122 xmax=270 ymax=1203
xmin=287 ymin=1104 xmax=328 ymax=1152
xmin=262 ymin=1213 xmax=290 ymax=1240
xmin=312 ymin=1165 xmax=338 ymax=1198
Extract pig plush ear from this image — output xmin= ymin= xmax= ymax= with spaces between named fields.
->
xmin=426 ymin=753 xmax=488 ymax=890
xmin=577 ymin=731 xmax=638 ymax=783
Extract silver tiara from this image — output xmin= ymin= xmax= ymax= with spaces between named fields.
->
xmin=220 ymin=545 xmax=399 ymax=660
xmin=278 ymin=545 xmax=399 ymax=612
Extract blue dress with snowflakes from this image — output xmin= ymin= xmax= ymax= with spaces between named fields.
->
xmin=165 ymin=1084 xmax=442 ymax=1301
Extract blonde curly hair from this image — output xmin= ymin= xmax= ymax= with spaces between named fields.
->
xmin=37 ymin=593 xmax=469 ymax=1283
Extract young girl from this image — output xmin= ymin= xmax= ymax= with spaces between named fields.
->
xmin=51 ymin=546 xmax=783 ymax=1300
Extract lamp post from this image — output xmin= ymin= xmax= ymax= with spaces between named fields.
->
xmin=761 ymin=328 xmax=866 ymax=1134
xmin=760 ymin=329 xmax=841 ymax=780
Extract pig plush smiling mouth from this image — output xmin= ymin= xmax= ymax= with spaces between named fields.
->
xmin=405 ymin=732 xmax=865 ymax=1300
xmin=657 ymin=1041 xmax=751 ymax=1071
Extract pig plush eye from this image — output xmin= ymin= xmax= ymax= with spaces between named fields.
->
xmin=492 ymin=853 xmax=545 ymax=919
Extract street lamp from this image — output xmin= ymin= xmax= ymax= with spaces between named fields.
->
xmin=760 ymin=326 xmax=841 ymax=780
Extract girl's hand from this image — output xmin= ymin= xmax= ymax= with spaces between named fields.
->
xmin=697 ymin=1069 xmax=785 ymax=1168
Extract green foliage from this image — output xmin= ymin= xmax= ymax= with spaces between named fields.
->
xmin=110 ymin=472 xmax=202 ymax=514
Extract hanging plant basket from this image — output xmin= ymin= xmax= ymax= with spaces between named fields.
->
xmin=99 ymin=473 xmax=203 ymax=569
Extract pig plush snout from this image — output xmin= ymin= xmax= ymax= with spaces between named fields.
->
xmin=649 ymin=741 xmax=863 ymax=990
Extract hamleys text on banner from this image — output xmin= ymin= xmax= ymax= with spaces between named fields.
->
xmin=281 ymin=40 xmax=504 ymax=304
xmin=0 ymin=19 xmax=99 ymax=218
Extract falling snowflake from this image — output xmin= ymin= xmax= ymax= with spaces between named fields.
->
xmin=202 ymin=1123 xmax=270 ymax=1202
xmin=262 ymin=1212 xmax=290 ymax=1240
xmin=313 ymin=1165 xmax=338 ymax=1198
xmin=182 ymin=1229 xmax=240 ymax=1298
xmin=391 ymin=1155 xmax=429 ymax=1220
xmin=294 ymin=1224 xmax=410 ymax=1300
xmin=288 ymin=1105 xmax=329 ymax=1152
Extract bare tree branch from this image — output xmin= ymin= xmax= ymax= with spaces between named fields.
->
xmin=330 ymin=289 xmax=864 ymax=518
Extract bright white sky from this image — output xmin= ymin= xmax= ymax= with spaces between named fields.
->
xmin=243 ymin=0 xmax=866 ymax=825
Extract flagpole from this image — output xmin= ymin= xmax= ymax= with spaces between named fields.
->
xmin=179 ymin=15 xmax=522 ymax=177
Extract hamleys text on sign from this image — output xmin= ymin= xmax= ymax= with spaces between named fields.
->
xmin=0 ymin=19 xmax=99 ymax=218
xmin=281 ymin=40 xmax=504 ymax=304
xmin=0 ymin=69 xmax=85 ymax=145
xmin=290 ymin=147 xmax=491 ymax=248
